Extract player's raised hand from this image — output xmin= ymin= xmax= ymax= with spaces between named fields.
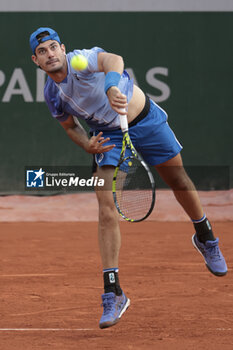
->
xmin=86 ymin=132 xmax=115 ymax=154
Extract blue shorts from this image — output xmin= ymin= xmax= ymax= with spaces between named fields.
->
xmin=94 ymin=98 xmax=182 ymax=168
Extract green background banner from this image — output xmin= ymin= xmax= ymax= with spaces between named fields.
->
xmin=0 ymin=12 xmax=232 ymax=193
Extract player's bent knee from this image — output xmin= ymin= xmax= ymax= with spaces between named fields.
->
xmin=158 ymin=163 xmax=196 ymax=191
xmin=96 ymin=192 xmax=118 ymax=217
xmin=170 ymin=173 xmax=195 ymax=191
xmin=95 ymin=190 xmax=115 ymax=205
xmin=99 ymin=204 xmax=119 ymax=223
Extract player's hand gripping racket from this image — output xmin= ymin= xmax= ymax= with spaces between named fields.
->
xmin=112 ymin=111 xmax=156 ymax=222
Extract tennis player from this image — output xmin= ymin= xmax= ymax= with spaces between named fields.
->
xmin=30 ymin=27 xmax=227 ymax=329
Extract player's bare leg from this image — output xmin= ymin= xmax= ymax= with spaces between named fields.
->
xmin=95 ymin=165 xmax=130 ymax=329
xmin=94 ymin=165 xmax=121 ymax=269
xmin=155 ymin=153 xmax=204 ymax=220
xmin=155 ymin=153 xmax=227 ymax=276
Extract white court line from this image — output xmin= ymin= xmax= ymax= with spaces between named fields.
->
xmin=0 ymin=328 xmax=231 ymax=332
xmin=0 ymin=328 xmax=94 ymax=331
xmin=0 ymin=274 xmax=66 ymax=277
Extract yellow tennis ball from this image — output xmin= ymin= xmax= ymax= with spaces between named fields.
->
xmin=70 ymin=54 xmax=88 ymax=71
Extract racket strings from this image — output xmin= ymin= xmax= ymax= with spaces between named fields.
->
xmin=118 ymin=190 xmax=153 ymax=220
xmin=115 ymin=157 xmax=154 ymax=221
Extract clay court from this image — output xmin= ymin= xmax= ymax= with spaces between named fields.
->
xmin=0 ymin=191 xmax=232 ymax=349
xmin=0 ymin=2 xmax=232 ymax=349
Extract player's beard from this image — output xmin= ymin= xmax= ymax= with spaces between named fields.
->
xmin=45 ymin=60 xmax=64 ymax=73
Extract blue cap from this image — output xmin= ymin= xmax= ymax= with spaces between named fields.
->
xmin=29 ymin=27 xmax=61 ymax=54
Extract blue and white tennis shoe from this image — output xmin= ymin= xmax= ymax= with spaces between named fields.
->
xmin=192 ymin=233 xmax=227 ymax=276
xmin=99 ymin=291 xmax=130 ymax=329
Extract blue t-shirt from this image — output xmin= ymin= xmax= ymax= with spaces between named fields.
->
xmin=44 ymin=47 xmax=133 ymax=131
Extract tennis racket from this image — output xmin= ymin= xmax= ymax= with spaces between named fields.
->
xmin=112 ymin=111 xmax=156 ymax=222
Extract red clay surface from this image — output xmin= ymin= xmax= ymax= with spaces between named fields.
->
xmin=0 ymin=221 xmax=232 ymax=350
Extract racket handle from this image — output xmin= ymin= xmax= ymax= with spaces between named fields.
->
xmin=119 ymin=109 xmax=128 ymax=132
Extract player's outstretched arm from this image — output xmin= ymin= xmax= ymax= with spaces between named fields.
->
xmin=98 ymin=52 xmax=124 ymax=75
xmin=60 ymin=115 xmax=115 ymax=154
